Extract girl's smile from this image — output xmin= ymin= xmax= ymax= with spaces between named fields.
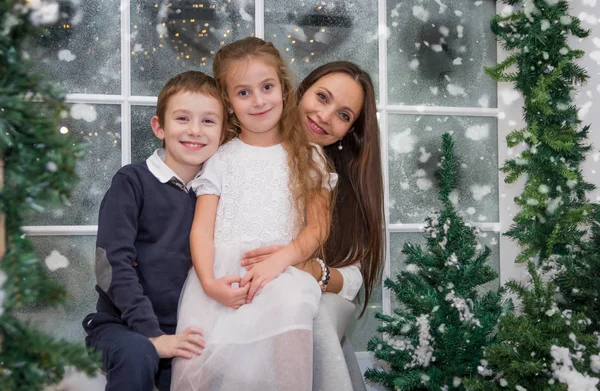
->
xmin=250 ymin=108 xmax=273 ymax=117
xmin=226 ymin=58 xmax=284 ymax=146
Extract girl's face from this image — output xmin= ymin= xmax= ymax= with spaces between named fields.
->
xmin=298 ymin=72 xmax=364 ymax=147
xmin=226 ymin=58 xmax=284 ymax=142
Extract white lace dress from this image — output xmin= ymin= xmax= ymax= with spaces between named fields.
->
xmin=172 ymin=138 xmax=328 ymax=391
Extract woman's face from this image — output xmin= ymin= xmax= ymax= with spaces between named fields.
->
xmin=298 ymin=72 xmax=364 ymax=147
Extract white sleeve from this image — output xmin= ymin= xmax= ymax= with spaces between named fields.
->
xmin=189 ymin=153 xmax=222 ymax=197
xmin=336 ymin=262 xmax=363 ymax=301
xmin=311 ymin=144 xmax=338 ymax=191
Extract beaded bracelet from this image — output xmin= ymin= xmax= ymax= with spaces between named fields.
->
xmin=315 ymin=258 xmax=330 ymax=292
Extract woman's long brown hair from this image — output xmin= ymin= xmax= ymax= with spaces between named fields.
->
xmin=298 ymin=61 xmax=385 ymax=316
xmin=213 ymin=37 xmax=331 ymax=248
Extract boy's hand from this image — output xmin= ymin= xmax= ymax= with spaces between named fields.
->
xmin=205 ymin=275 xmax=249 ymax=309
xmin=149 ymin=326 xmax=204 ymax=359
xmin=240 ymin=255 xmax=288 ymax=303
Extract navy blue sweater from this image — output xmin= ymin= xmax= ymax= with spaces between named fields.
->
xmin=92 ymin=163 xmax=196 ymax=337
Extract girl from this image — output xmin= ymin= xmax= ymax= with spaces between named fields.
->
xmin=242 ymin=62 xmax=385 ymax=390
xmin=171 ymin=37 xmax=335 ymax=391
xmin=245 ymin=61 xmax=385 ymax=315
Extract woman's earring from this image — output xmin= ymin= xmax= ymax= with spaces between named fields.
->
xmin=338 ymin=140 xmax=343 ymax=151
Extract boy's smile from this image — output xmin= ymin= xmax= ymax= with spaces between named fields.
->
xmin=151 ymin=91 xmax=224 ymax=182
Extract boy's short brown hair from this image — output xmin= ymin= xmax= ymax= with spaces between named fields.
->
xmin=156 ymin=71 xmax=226 ymax=143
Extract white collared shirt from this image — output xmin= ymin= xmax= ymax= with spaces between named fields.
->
xmin=146 ymin=149 xmax=196 ymax=192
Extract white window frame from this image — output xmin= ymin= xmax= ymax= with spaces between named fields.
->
xmin=21 ymin=0 xmax=511 ymax=363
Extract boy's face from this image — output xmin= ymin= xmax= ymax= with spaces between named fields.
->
xmin=151 ymin=91 xmax=223 ymax=174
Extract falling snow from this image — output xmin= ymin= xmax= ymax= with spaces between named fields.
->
xmin=470 ymin=184 xmax=492 ymax=201
xmin=390 ymin=128 xmax=416 ymax=154
xmin=45 ymin=250 xmax=70 ymax=272
xmin=447 ymin=84 xmax=466 ymax=96
xmin=58 ymin=49 xmax=76 ymax=62
xmin=70 ymin=104 xmax=98 ymax=123
xmin=409 ymin=59 xmax=420 ymax=71
xmin=27 ymin=0 xmax=60 ymax=26
xmin=412 ymin=6 xmax=429 ymax=22
xmin=501 ymin=89 xmax=521 ymax=105
xmin=418 ymin=147 xmax=431 ymax=163
xmin=465 ymin=124 xmax=490 ymax=141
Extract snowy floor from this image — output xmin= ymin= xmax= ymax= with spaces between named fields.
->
xmin=46 ymin=357 xmax=383 ymax=391
xmin=44 ymin=370 xmax=106 ymax=391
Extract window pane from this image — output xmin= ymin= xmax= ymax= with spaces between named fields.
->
xmin=389 ymin=231 xmax=500 ymax=309
xmin=387 ymin=0 xmax=497 ymax=107
xmin=26 ymin=0 xmax=121 ymax=95
xmin=132 ymin=106 xmax=161 ymax=164
xmin=130 ymin=0 xmax=255 ymax=96
xmin=347 ymin=284 xmax=382 ymax=352
xmin=265 ymin=0 xmax=379 ymax=94
xmin=388 ymin=114 xmax=498 ymax=224
xmin=18 ymin=236 xmax=97 ymax=342
xmin=24 ymin=104 xmax=121 ymax=226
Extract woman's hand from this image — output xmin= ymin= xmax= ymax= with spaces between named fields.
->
xmin=242 ymin=246 xmax=321 ymax=282
xmin=240 ymin=253 xmax=288 ymax=303
xmin=241 ymin=245 xmax=284 ymax=268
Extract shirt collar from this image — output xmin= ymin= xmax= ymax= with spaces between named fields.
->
xmin=146 ymin=149 xmax=194 ymax=191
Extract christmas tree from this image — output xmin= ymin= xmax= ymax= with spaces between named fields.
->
xmin=0 ymin=1 xmax=97 ymax=389
xmin=465 ymin=261 xmax=600 ymax=390
xmin=365 ymin=134 xmax=503 ymax=390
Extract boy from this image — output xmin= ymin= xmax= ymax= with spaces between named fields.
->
xmin=82 ymin=71 xmax=226 ymax=391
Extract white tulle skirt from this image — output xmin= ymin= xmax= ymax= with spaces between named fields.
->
xmin=171 ymin=243 xmax=321 ymax=391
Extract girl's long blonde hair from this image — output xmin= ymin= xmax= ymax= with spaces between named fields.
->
xmin=213 ymin=37 xmax=331 ymax=244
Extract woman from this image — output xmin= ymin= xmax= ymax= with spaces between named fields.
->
xmin=243 ymin=61 xmax=385 ymax=389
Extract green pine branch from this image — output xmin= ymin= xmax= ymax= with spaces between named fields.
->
xmin=487 ymin=0 xmax=595 ymax=263
xmin=554 ymin=206 xmax=600 ymax=328
xmin=1 ymin=1 xmax=97 ymax=389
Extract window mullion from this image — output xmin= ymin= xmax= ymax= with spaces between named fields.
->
xmin=121 ymin=0 xmax=132 ymax=166
xmin=255 ymin=0 xmax=265 ymax=39
xmin=378 ymin=0 xmax=391 ymax=318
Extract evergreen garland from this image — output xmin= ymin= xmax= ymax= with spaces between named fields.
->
xmin=487 ymin=0 xmax=594 ymax=264
xmin=553 ymin=207 xmax=600 ymax=330
xmin=0 ymin=1 xmax=97 ymax=389
xmin=365 ymin=134 xmax=503 ymax=390
xmin=466 ymin=1 xmax=600 ymax=389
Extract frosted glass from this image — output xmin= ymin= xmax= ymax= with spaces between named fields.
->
xmin=388 ymin=114 xmax=499 ymax=224
xmin=26 ymin=0 xmax=121 ymax=94
xmin=387 ymin=0 xmax=497 ymax=107
xmin=264 ymin=0 xmax=379 ymax=94
xmin=24 ymin=104 xmax=121 ymax=226
xmin=18 ymin=236 xmax=97 ymax=343
xmin=130 ymin=0 xmax=254 ymax=96
xmin=131 ymin=106 xmax=161 ymax=164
